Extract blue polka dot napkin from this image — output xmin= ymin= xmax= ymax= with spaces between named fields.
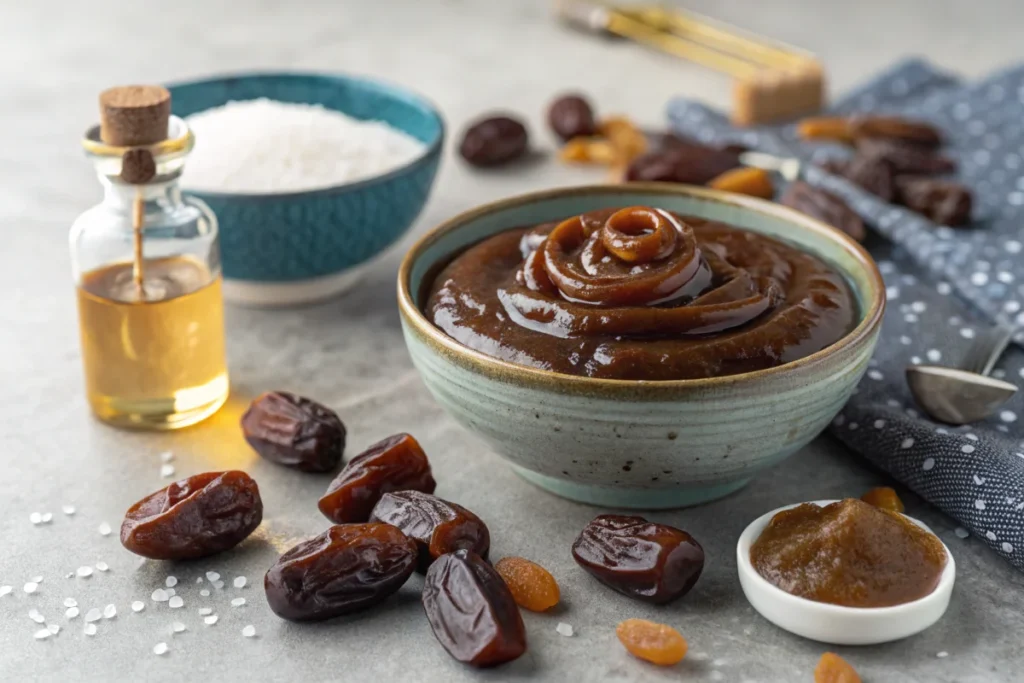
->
xmin=668 ymin=59 xmax=1024 ymax=572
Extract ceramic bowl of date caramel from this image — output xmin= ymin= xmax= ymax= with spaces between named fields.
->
xmin=397 ymin=184 xmax=885 ymax=508
xmin=736 ymin=500 xmax=956 ymax=645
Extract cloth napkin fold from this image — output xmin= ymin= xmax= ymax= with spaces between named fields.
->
xmin=668 ymin=59 xmax=1024 ymax=572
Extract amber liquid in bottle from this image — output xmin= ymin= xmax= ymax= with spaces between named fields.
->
xmin=76 ymin=255 xmax=228 ymax=429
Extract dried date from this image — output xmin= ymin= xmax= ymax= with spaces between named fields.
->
xmin=548 ymin=94 xmax=597 ymax=141
xmin=459 ymin=116 xmax=529 ymax=167
xmin=855 ymin=138 xmax=956 ymax=176
xmin=318 ymin=433 xmax=437 ymax=524
xmin=851 ymin=115 xmax=943 ymax=148
xmin=369 ymin=491 xmax=489 ymax=571
xmin=625 ymin=142 xmax=740 ymax=185
xmin=571 ymin=514 xmax=704 ymax=604
xmin=779 ymin=181 xmax=867 ymax=242
xmin=839 ymin=154 xmax=896 ymax=202
xmin=264 ymin=523 xmax=417 ymax=621
xmin=423 ymin=549 xmax=526 ymax=667
xmin=120 ymin=471 xmax=262 ymax=560
xmin=241 ymin=391 xmax=346 ymax=473
xmin=895 ymin=177 xmax=973 ymax=226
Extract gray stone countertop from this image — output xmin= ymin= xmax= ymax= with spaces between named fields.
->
xmin=3 ymin=1 xmax=1024 ymax=681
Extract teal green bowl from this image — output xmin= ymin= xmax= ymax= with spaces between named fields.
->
xmin=398 ymin=184 xmax=885 ymax=509
xmin=169 ymin=72 xmax=443 ymax=306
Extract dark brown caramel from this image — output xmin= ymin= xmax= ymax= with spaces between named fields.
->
xmin=425 ymin=207 xmax=857 ymax=380
xmin=750 ymin=499 xmax=947 ymax=608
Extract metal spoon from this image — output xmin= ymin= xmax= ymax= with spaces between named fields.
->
xmin=906 ymin=324 xmax=1018 ymax=425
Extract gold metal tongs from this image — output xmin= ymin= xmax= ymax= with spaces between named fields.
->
xmin=554 ymin=1 xmax=825 ymax=126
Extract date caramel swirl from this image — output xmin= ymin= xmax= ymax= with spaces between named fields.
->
xmin=499 ymin=207 xmax=782 ymax=338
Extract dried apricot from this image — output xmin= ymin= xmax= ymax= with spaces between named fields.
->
xmin=814 ymin=652 xmax=862 ymax=683
xmin=616 ymin=619 xmax=687 ymax=666
xmin=559 ymin=137 xmax=618 ymax=165
xmin=494 ymin=557 xmax=560 ymax=612
xmin=860 ymin=486 xmax=905 ymax=513
xmin=707 ymin=167 xmax=774 ymax=198
xmin=598 ymin=116 xmax=648 ymax=164
xmin=797 ymin=117 xmax=856 ymax=144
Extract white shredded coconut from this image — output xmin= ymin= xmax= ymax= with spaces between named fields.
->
xmin=182 ymin=99 xmax=427 ymax=193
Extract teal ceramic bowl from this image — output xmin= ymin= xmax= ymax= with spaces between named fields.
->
xmin=398 ymin=184 xmax=885 ymax=509
xmin=169 ymin=72 xmax=444 ymax=306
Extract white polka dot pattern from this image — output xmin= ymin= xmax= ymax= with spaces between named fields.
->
xmin=668 ymin=58 xmax=1024 ymax=573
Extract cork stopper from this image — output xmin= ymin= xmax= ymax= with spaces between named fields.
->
xmin=99 ymin=85 xmax=171 ymax=146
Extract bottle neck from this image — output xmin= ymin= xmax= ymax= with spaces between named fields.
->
xmin=99 ymin=175 xmax=185 ymax=214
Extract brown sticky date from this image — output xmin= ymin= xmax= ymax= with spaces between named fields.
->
xmin=264 ymin=523 xmax=417 ymax=621
xmin=423 ymin=549 xmax=526 ymax=667
xmin=548 ymin=94 xmax=597 ymax=142
xmin=459 ymin=116 xmax=528 ymax=167
xmin=895 ymin=177 xmax=973 ymax=226
xmin=369 ymin=490 xmax=490 ymax=571
xmin=241 ymin=391 xmax=346 ymax=473
xmin=318 ymin=433 xmax=437 ymax=524
xmin=851 ymin=116 xmax=943 ymax=148
xmin=855 ymin=138 xmax=956 ymax=176
xmin=571 ymin=514 xmax=704 ymax=604
xmin=779 ymin=181 xmax=867 ymax=242
xmin=625 ymin=142 xmax=740 ymax=185
xmin=840 ymin=154 xmax=896 ymax=202
xmin=120 ymin=471 xmax=262 ymax=560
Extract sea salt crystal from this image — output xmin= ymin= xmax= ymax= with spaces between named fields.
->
xmin=160 ymin=451 xmax=174 ymax=463
xmin=62 ymin=505 xmax=76 ymax=515
xmin=132 ymin=601 xmax=145 ymax=612
xmin=85 ymin=608 xmax=102 ymax=622
xmin=95 ymin=562 xmax=109 ymax=572
xmin=154 ymin=642 xmax=169 ymax=656
xmin=0 ymin=586 xmax=11 ymax=597
xmin=955 ymin=527 xmax=970 ymax=539
xmin=103 ymin=604 xmax=117 ymax=619
xmin=98 ymin=523 xmax=112 ymax=537
xmin=233 ymin=576 xmax=247 ymax=589
xmin=556 ymin=622 xmax=574 ymax=637
xmin=152 ymin=589 xmax=169 ymax=602
xmin=200 ymin=589 xmax=210 ymax=597
xmin=30 ymin=512 xmax=42 ymax=524
xmin=24 ymin=582 xmax=38 ymax=594
xmin=182 ymin=99 xmax=427 ymax=194
xmin=41 ymin=513 xmax=53 ymax=523
xmin=31 ymin=576 xmax=42 ymax=584
xmin=66 ymin=607 xmax=79 ymax=619
xmin=204 ymin=615 xmax=219 ymax=626
xmin=198 ymin=607 xmax=213 ymax=616
xmin=172 ymin=622 xmax=186 ymax=633
xmin=64 ymin=598 xmax=77 ymax=607
xmin=165 ymin=576 xmax=178 ymax=588
xmin=160 ymin=464 xmax=175 ymax=478
xmin=29 ymin=609 xmax=45 ymax=623
xmin=34 ymin=629 xmax=51 ymax=640
xmin=213 ymin=580 xmax=225 ymax=590
xmin=169 ymin=596 xmax=184 ymax=609
xmin=231 ymin=598 xmax=246 ymax=607
xmin=166 ymin=588 xmax=176 ymax=597
xmin=206 ymin=571 xmax=220 ymax=582
xmin=84 ymin=623 xmax=97 ymax=636
xmin=77 ymin=566 xmax=93 ymax=578
xmin=48 ymin=624 xmax=60 ymax=635
xmin=242 ymin=625 xmax=256 ymax=638
xmin=937 ymin=651 xmax=949 ymax=658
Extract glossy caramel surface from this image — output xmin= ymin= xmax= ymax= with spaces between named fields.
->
xmin=425 ymin=207 xmax=857 ymax=380
xmin=750 ymin=499 xmax=948 ymax=608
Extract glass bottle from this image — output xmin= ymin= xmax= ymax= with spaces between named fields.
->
xmin=71 ymin=115 xmax=229 ymax=429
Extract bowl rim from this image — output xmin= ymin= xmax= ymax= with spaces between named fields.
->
xmin=736 ymin=499 xmax=955 ymax=619
xmin=397 ymin=183 xmax=886 ymax=392
xmin=166 ymin=70 xmax=446 ymax=200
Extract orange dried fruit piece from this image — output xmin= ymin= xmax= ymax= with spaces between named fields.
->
xmin=559 ymin=137 xmax=618 ymax=165
xmin=707 ymin=167 xmax=775 ymax=199
xmin=860 ymin=486 xmax=905 ymax=513
xmin=598 ymin=116 xmax=648 ymax=164
xmin=494 ymin=556 xmax=560 ymax=611
xmin=615 ymin=619 xmax=687 ymax=666
xmin=797 ymin=117 xmax=856 ymax=145
xmin=814 ymin=652 xmax=862 ymax=683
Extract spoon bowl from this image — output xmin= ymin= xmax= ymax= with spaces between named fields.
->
xmin=906 ymin=365 xmax=1018 ymax=425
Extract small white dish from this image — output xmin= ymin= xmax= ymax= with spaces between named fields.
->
xmin=736 ymin=499 xmax=956 ymax=645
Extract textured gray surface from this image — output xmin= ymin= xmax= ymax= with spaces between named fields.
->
xmin=3 ymin=1 xmax=1024 ymax=681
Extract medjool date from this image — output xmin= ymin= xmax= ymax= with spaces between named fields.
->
xmin=779 ymin=181 xmax=867 ymax=242
xmin=851 ymin=116 xmax=943 ymax=148
xmin=318 ymin=433 xmax=436 ymax=524
xmin=855 ymin=138 xmax=955 ymax=175
xmin=548 ymin=94 xmax=597 ymax=141
xmin=625 ymin=143 xmax=740 ymax=185
xmin=264 ymin=523 xmax=417 ymax=621
xmin=241 ymin=391 xmax=346 ymax=473
xmin=840 ymin=154 xmax=896 ymax=201
xmin=895 ymin=177 xmax=973 ymax=226
xmin=120 ymin=471 xmax=262 ymax=560
xmin=423 ymin=550 xmax=526 ymax=667
xmin=571 ymin=514 xmax=704 ymax=604
xmin=459 ymin=116 xmax=528 ymax=167
xmin=369 ymin=491 xmax=489 ymax=571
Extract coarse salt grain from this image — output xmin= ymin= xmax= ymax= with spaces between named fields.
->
xmin=233 ymin=576 xmax=247 ymax=589
xmin=198 ymin=607 xmax=213 ymax=616
xmin=955 ymin=527 xmax=970 ymax=538
xmin=182 ymin=99 xmax=427 ymax=193
xmin=206 ymin=571 xmax=220 ymax=582
xmin=132 ymin=601 xmax=145 ymax=612
xmin=231 ymin=598 xmax=246 ymax=607
xmin=29 ymin=609 xmax=45 ymax=623
xmin=172 ymin=622 xmax=186 ymax=633
xmin=160 ymin=451 xmax=174 ymax=463
xmin=41 ymin=513 xmax=53 ymax=523
xmin=160 ymin=464 xmax=175 ymax=478
xmin=95 ymin=562 xmax=109 ymax=572
xmin=77 ymin=566 xmax=93 ymax=578
xmin=152 ymin=589 xmax=169 ymax=602
xmin=166 ymin=588 xmax=175 ymax=597
xmin=169 ymin=596 xmax=184 ymax=609
xmin=62 ymin=505 xmax=76 ymax=515
xmin=213 ymin=580 xmax=225 ymax=589
xmin=165 ymin=576 xmax=178 ymax=588
xmin=0 ymin=586 xmax=11 ymax=597
xmin=556 ymin=622 xmax=574 ymax=637
xmin=24 ymin=582 xmax=38 ymax=594
xmin=937 ymin=651 xmax=949 ymax=658
xmin=200 ymin=589 xmax=210 ymax=597
xmin=48 ymin=624 xmax=59 ymax=635
xmin=64 ymin=598 xmax=77 ymax=607
xmin=30 ymin=512 xmax=42 ymax=524
xmin=85 ymin=608 xmax=102 ymax=622
xmin=32 ymin=576 xmax=42 ymax=584
xmin=34 ymin=629 xmax=51 ymax=640
xmin=154 ymin=642 xmax=169 ymax=656
xmin=66 ymin=607 xmax=79 ymax=619
xmin=84 ymin=623 xmax=97 ymax=636
xmin=242 ymin=625 xmax=256 ymax=638
xmin=98 ymin=523 xmax=112 ymax=537
xmin=204 ymin=615 xmax=219 ymax=626
xmin=103 ymin=604 xmax=116 ymax=619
